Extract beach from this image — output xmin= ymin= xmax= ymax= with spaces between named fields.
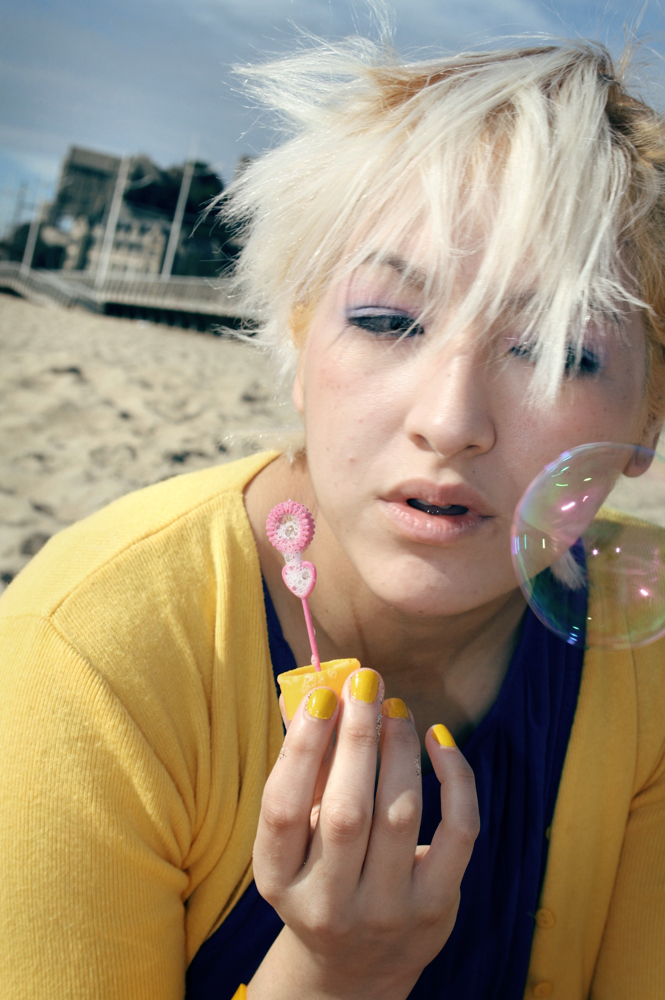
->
xmin=0 ymin=295 xmax=299 ymax=591
xmin=2 ymin=293 xmax=664 ymax=595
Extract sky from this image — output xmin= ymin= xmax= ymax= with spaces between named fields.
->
xmin=1 ymin=0 xmax=664 ymax=235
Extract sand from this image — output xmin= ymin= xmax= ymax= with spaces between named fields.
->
xmin=0 ymin=295 xmax=299 ymax=591
xmin=2 ymin=293 xmax=664 ymax=596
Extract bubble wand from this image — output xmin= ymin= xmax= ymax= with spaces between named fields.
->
xmin=266 ymin=500 xmax=321 ymax=670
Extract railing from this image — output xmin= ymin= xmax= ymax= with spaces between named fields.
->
xmin=0 ymin=261 xmax=99 ymax=311
xmin=0 ymin=262 xmax=247 ymax=329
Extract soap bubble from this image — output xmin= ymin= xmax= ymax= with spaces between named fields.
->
xmin=511 ymin=442 xmax=665 ymax=648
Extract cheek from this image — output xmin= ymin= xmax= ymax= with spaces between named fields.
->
xmin=561 ymin=382 xmax=645 ymax=442
xmin=491 ymin=382 xmax=627 ymax=505
xmin=301 ymin=352 xmax=365 ymax=473
xmin=303 ymin=344 xmax=407 ymax=438
xmin=504 ymin=344 xmax=646 ymax=444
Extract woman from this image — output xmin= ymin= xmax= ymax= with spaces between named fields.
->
xmin=1 ymin=29 xmax=664 ymax=1000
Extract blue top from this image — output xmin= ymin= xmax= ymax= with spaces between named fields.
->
xmin=186 ymin=577 xmax=585 ymax=999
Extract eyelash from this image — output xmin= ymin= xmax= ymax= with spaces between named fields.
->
xmin=347 ymin=309 xmax=425 ymax=339
xmin=348 ymin=309 xmax=603 ymax=374
xmin=508 ymin=343 xmax=602 ymax=376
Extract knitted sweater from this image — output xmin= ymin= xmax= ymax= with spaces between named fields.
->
xmin=0 ymin=452 xmax=663 ymax=999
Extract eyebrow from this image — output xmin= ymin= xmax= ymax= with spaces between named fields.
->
xmin=355 ymin=257 xmax=546 ymax=317
xmin=358 ymin=252 xmax=429 ymax=291
xmin=503 ymin=291 xmax=536 ymax=312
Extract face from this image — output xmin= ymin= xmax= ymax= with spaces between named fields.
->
xmin=293 ymin=253 xmax=653 ymax=620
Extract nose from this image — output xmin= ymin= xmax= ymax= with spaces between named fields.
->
xmin=403 ymin=340 xmax=497 ymax=461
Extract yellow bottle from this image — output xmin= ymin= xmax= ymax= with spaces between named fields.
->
xmin=277 ymin=658 xmax=361 ymax=720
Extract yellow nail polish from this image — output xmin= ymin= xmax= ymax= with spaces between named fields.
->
xmin=382 ymin=697 xmax=409 ymax=719
xmin=350 ymin=669 xmax=380 ymax=703
xmin=306 ymin=688 xmax=338 ymax=720
xmin=432 ymin=723 xmax=456 ymax=748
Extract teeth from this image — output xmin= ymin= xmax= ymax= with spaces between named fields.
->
xmin=407 ymin=498 xmax=469 ymax=516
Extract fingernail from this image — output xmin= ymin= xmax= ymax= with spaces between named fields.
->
xmin=306 ymin=688 xmax=338 ymax=720
xmin=350 ymin=669 xmax=380 ymax=704
xmin=432 ymin=723 xmax=456 ymax=748
xmin=382 ymin=697 xmax=409 ymax=719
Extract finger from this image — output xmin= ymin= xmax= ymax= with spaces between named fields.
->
xmin=413 ymin=725 xmax=480 ymax=913
xmin=361 ymin=698 xmax=422 ymax=894
xmin=253 ymin=687 xmax=340 ymax=900
xmin=308 ymin=722 xmax=338 ymax=839
xmin=307 ymin=668 xmax=384 ymax=888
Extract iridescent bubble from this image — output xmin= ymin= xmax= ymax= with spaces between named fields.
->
xmin=511 ymin=442 xmax=665 ymax=648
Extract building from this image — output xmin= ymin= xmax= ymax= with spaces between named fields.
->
xmin=1 ymin=146 xmax=239 ymax=279
xmin=66 ymin=205 xmax=170 ymax=277
xmin=50 ymin=147 xmax=121 ymax=228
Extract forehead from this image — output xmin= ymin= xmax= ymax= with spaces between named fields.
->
xmin=344 ymin=253 xmax=645 ymax=336
xmin=342 ymin=243 xmax=547 ymax=328
xmin=311 ymin=142 xmax=648 ymax=403
xmin=341 ymin=188 xmax=552 ymax=307
xmin=327 ymin=109 xmax=641 ymax=331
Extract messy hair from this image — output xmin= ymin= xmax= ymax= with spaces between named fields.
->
xmin=220 ymin=32 xmax=665 ymax=420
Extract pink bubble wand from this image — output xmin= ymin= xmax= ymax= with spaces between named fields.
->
xmin=266 ymin=500 xmax=321 ymax=671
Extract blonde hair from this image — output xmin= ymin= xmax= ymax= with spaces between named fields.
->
xmin=220 ymin=33 xmax=665 ymax=420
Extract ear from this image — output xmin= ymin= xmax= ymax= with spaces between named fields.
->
xmin=642 ymin=419 xmax=664 ymax=453
xmin=623 ymin=419 xmax=664 ymax=478
xmin=292 ymin=350 xmax=306 ymax=415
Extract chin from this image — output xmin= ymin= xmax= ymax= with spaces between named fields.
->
xmin=367 ymin=570 xmax=497 ymax=618
xmin=358 ymin=544 xmax=519 ymax=618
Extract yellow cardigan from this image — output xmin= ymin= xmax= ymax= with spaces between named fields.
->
xmin=0 ymin=452 xmax=663 ymax=999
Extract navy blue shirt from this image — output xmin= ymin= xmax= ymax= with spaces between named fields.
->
xmin=186 ymin=577 xmax=584 ymax=999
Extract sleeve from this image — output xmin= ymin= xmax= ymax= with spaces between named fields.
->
xmin=0 ymin=615 xmax=192 ymax=999
xmin=590 ymin=737 xmax=665 ymax=998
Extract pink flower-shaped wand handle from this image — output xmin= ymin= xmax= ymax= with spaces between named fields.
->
xmin=266 ymin=500 xmax=321 ymax=670
xmin=266 ymin=500 xmax=315 ymax=555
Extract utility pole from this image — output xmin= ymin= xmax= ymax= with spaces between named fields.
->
xmin=95 ymin=155 xmax=130 ymax=288
xmin=20 ymin=183 xmax=45 ymax=277
xmin=11 ymin=182 xmax=27 ymax=234
xmin=0 ymin=187 xmax=12 ymax=239
xmin=160 ymin=137 xmax=198 ymax=281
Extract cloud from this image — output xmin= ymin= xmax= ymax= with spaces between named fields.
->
xmin=0 ymin=0 xmax=662 ymax=205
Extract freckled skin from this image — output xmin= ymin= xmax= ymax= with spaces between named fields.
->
xmin=247 ymin=256 xmax=659 ymax=745
xmin=293 ymin=267 xmax=651 ymax=622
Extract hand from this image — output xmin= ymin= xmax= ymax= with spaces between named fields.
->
xmin=249 ymin=668 xmax=480 ymax=1000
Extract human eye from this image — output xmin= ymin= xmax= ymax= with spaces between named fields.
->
xmin=564 ymin=344 xmax=602 ymax=376
xmin=507 ymin=341 xmax=535 ymax=363
xmin=507 ymin=341 xmax=602 ymax=376
xmin=346 ymin=307 xmax=425 ymax=339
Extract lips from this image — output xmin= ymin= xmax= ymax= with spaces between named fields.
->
xmin=379 ymin=479 xmax=496 ymax=544
xmin=385 ymin=479 xmax=495 ymax=518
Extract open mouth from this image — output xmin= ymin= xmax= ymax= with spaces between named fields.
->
xmin=407 ymin=498 xmax=470 ymax=516
xmin=381 ymin=489 xmax=491 ymax=545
